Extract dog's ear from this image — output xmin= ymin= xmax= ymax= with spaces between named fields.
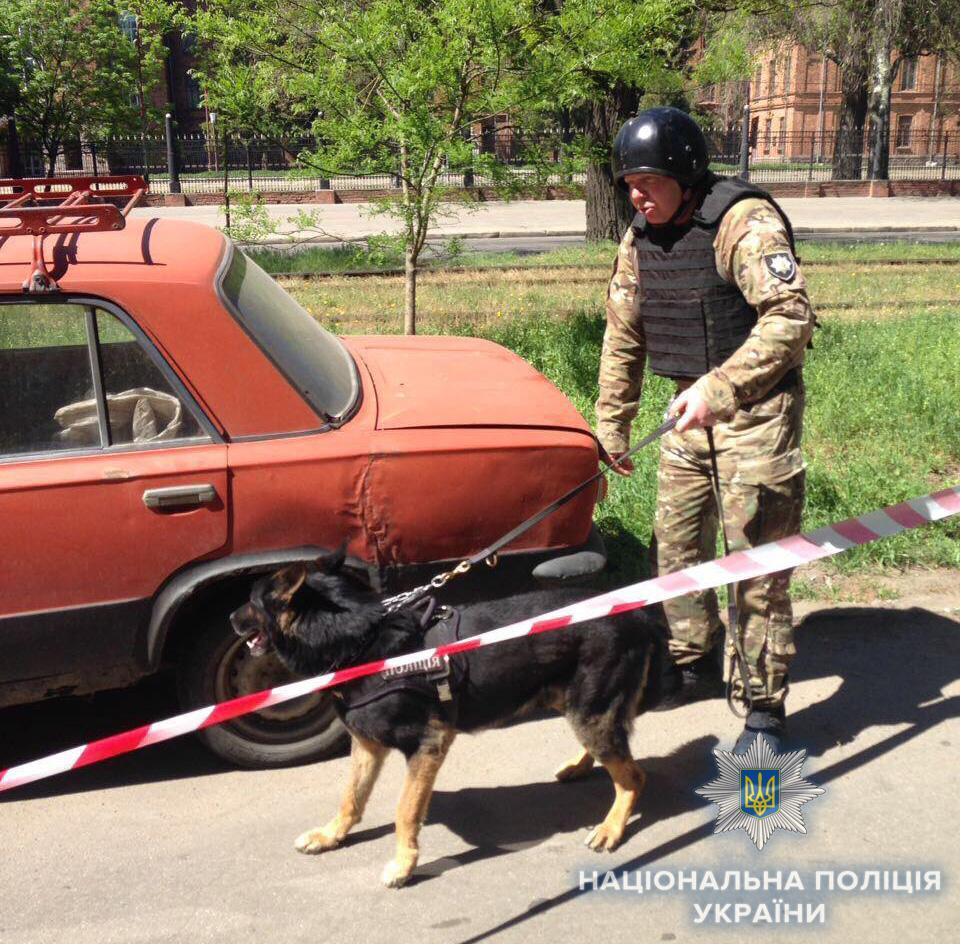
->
xmin=270 ymin=563 xmax=307 ymax=601
xmin=314 ymin=544 xmax=347 ymax=574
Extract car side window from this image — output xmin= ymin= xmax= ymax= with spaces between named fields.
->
xmin=0 ymin=304 xmax=96 ymax=456
xmin=0 ymin=302 xmax=208 ymax=460
xmin=93 ymin=309 xmax=203 ymax=446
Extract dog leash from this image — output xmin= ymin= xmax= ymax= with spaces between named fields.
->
xmin=705 ymin=427 xmax=754 ymax=719
xmin=382 ymin=416 xmax=677 ymax=612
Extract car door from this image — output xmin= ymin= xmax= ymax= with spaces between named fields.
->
xmin=0 ymin=299 xmax=228 ymax=703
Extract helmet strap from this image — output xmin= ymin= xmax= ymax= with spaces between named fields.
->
xmin=668 ymin=176 xmax=710 ymax=226
xmin=667 ymin=188 xmax=696 ymax=226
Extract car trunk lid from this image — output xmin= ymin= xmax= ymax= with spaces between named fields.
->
xmin=344 ymin=336 xmax=592 ymax=434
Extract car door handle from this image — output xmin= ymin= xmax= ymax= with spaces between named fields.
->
xmin=142 ymin=484 xmax=218 ymax=510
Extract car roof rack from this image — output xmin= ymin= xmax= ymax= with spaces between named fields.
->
xmin=0 ymin=175 xmax=147 ymax=293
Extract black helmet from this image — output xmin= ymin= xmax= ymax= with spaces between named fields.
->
xmin=612 ymin=107 xmax=709 ymax=188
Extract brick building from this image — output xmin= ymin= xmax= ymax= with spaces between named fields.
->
xmin=162 ymin=19 xmax=206 ymax=134
xmin=698 ymin=46 xmax=960 ymax=161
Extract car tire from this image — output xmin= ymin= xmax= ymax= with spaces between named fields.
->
xmin=176 ymin=609 xmax=348 ymax=768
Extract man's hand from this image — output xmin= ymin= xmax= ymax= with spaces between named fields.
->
xmin=609 ymin=453 xmax=635 ymax=476
xmin=670 ymin=384 xmax=719 ymax=433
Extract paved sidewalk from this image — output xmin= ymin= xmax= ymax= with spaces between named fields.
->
xmin=131 ymin=197 xmax=960 ymax=242
xmin=5 ymin=590 xmax=958 ymax=944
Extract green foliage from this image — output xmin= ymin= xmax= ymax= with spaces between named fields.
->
xmin=802 ymin=314 xmax=960 ymax=569
xmin=525 ymin=0 xmax=691 ymax=108
xmin=222 ymin=191 xmax=280 ymax=243
xmin=689 ymin=10 xmax=755 ymax=91
xmin=190 ymin=0 xmax=692 ymax=330
xmin=192 ymin=0 xmax=535 ymax=252
xmin=798 ymin=241 xmax=960 ymax=262
xmin=0 ymin=0 xmax=175 ymax=167
xmin=357 ymin=234 xmax=407 ymax=269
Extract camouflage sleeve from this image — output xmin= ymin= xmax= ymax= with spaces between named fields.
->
xmin=694 ymin=198 xmax=816 ymax=421
xmin=596 ymin=227 xmax=645 ymax=454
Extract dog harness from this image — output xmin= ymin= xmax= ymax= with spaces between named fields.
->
xmin=334 ymin=606 xmax=467 ymax=716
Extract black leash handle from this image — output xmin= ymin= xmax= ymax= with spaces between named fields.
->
xmin=466 ymin=416 xmax=678 ymax=567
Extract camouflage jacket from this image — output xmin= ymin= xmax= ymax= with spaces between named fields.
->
xmin=596 ymin=197 xmax=816 ymax=454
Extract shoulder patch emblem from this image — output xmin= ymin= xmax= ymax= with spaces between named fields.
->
xmin=763 ymin=251 xmax=797 ymax=282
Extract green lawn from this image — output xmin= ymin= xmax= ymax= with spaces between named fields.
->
xmin=279 ymin=252 xmax=960 ymax=334
xmin=249 ymin=239 xmax=960 ymax=275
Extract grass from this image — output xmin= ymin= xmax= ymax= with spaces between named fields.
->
xmin=278 ymin=257 xmax=960 ymax=583
xmin=279 ymin=267 xmax=608 ymax=332
xmin=248 ymin=239 xmax=960 ymax=275
xmin=809 ymin=265 xmax=960 ymax=312
xmin=249 ymin=241 xmax=618 ymax=275
xmin=802 ymin=315 xmax=960 ymax=571
xmin=278 ymin=253 xmax=960 ymax=335
xmin=797 ymin=241 xmax=960 ymax=263
xmin=0 ymin=303 xmax=131 ymax=347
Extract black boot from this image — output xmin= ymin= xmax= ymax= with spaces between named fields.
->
xmin=733 ymin=705 xmax=786 ymax=755
xmin=653 ymin=648 xmax=724 ymax=711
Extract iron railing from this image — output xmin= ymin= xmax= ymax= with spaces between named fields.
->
xmin=706 ymin=126 xmax=960 ymax=183
xmin=5 ymin=125 xmax=959 ymax=192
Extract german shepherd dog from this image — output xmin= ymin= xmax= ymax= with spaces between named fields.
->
xmin=231 ymin=550 xmax=663 ymax=888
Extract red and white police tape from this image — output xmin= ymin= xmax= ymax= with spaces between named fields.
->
xmin=2 ymin=485 xmax=959 ymax=795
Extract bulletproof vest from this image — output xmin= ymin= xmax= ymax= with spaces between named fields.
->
xmin=630 ymin=175 xmax=795 ymax=380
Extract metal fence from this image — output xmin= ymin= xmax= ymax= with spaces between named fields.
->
xmin=706 ymin=126 xmax=960 ymax=183
xmin=7 ymin=131 xmax=588 ymax=193
xmin=7 ymin=125 xmax=960 ymax=192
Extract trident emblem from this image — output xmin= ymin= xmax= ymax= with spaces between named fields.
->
xmin=740 ymin=769 xmax=780 ymax=818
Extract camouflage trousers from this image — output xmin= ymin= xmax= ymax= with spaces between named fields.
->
xmin=652 ymin=380 xmax=806 ymax=708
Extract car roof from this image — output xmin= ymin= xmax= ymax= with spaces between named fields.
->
xmin=0 ymin=216 xmax=227 ymax=294
xmin=0 ymin=217 xmax=331 ymax=436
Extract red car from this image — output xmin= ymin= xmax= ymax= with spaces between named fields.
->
xmin=0 ymin=177 xmax=603 ymax=766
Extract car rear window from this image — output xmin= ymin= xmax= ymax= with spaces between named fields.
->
xmin=219 ymin=249 xmax=359 ymax=425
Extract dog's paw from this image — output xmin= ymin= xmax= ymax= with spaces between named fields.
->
xmin=554 ymin=753 xmax=594 ymax=782
xmin=584 ymin=822 xmax=624 ymax=853
xmin=381 ymin=858 xmax=415 ymax=888
xmin=294 ymin=827 xmax=341 ymax=854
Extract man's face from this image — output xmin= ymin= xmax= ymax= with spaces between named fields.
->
xmin=624 ymin=173 xmax=685 ymax=225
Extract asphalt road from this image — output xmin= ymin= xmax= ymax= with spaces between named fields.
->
xmin=2 ymin=597 xmax=958 ymax=944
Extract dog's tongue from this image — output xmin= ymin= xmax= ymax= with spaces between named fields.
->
xmin=245 ymin=631 xmax=269 ymax=657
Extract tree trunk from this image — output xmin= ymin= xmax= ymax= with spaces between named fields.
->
xmin=929 ymin=55 xmax=943 ymax=159
xmin=4 ymin=117 xmax=24 ymax=178
xmin=832 ymin=63 xmax=869 ymax=180
xmin=46 ymin=142 xmax=61 ymax=177
xmin=867 ymin=37 xmax=895 ymax=180
xmin=404 ymin=246 xmax=417 ymax=335
xmin=584 ymin=82 xmax=637 ymax=243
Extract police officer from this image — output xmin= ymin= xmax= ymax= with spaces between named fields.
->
xmin=597 ymin=106 xmax=815 ymax=753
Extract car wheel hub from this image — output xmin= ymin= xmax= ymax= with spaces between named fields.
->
xmin=219 ymin=638 xmax=324 ymax=724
